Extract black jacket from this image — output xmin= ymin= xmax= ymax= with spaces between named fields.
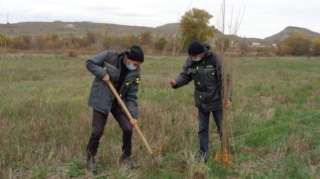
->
xmin=173 ymin=47 xmax=232 ymax=112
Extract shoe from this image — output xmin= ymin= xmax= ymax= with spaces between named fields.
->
xmin=195 ymin=152 xmax=209 ymax=163
xmin=120 ymin=156 xmax=138 ymax=169
xmin=86 ymin=155 xmax=97 ymax=173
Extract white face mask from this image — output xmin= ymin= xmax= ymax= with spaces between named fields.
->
xmin=126 ymin=62 xmax=136 ymax=70
xmin=193 ymin=57 xmax=201 ymax=62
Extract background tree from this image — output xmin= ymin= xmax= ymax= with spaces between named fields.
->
xmin=139 ymin=31 xmax=152 ymax=46
xmin=155 ymin=37 xmax=168 ymax=52
xmin=180 ymin=8 xmax=215 ymax=49
xmin=69 ymin=34 xmax=80 ymax=50
xmin=78 ymin=38 xmax=87 ymax=49
xmin=215 ymin=36 xmax=230 ymax=53
xmin=49 ymin=34 xmax=58 ymax=43
xmin=119 ymin=34 xmax=135 ymax=49
xmin=0 ymin=34 xmax=11 ymax=48
xmin=312 ymin=38 xmax=320 ymax=56
xmin=11 ymin=35 xmax=27 ymax=50
xmin=103 ymin=36 xmax=117 ymax=50
xmin=256 ymin=46 xmax=273 ymax=56
xmin=94 ymin=32 xmax=105 ymax=52
xmin=237 ymin=39 xmax=250 ymax=55
xmin=44 ymin=34 xmax=59 ymax=50
xmin=86 ymin=32 xmax=95 ymax=46
xmin=280 ymin=44 xmax=293 ymax=56
xmin=59 ymin=36 xmax=71 ymax=49
xmin=21 ymin=34 xmax=32 ymax=49
xmin=34 ymin=35 xmax=46 ymax=50
xmin=283 ymin=35 xmax=311 ymax=56
xmin=166 ymin=36 xmax=180 ymax=55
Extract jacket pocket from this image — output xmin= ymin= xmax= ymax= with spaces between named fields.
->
xmin=90 ymin=78 xmax=103 ymax=104
xmin=206 ymin=88 xmax=220 ymax=103
xmin=193 ymin=90 xmax=207 ymax=105
xmin=203 ymin=68 xmax=216 ymax=82
xmin=188 ymin=68 xmax=200 ymax=83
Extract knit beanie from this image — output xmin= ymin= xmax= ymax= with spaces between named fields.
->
xmin=127 ymin=45 xmax=144 ymax=62
xmin=187 ymin=40 xmax=205 ymax=55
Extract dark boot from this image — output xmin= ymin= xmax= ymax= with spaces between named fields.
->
xmin=196 ymin=152 xmax=209 ymax=163
xmin=120 ymin=155 xmax=138 ymax=169
xmin=86 ymin=154 xmax=97 ymax=173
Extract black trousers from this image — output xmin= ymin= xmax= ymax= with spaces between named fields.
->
xmin=86 ymin=103 xmax=133 ymax=157
xmin=198 ymin=108 xmax=229 ymax=155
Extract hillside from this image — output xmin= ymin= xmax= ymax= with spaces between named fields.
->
xmin=0 ymin=21 xmax=319 ymax=45
xmin=264 ymin=26 xmax=320 ymax=43
xmin=0 ymin=21 xmax=180 ymax=37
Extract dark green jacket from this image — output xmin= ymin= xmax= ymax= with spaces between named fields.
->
xmin=86 ymin=51 xmax=140 ymax=119
xmin=173 ymin=51 xmax=232 ymax=112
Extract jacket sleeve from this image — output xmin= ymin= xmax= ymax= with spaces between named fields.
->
xmin=86 ymin=51 xmax=108 ymax=79
xmin=215 ymin=55 xmax=233 ymax=101
xmin=124 ymin=76 xmax=140 ymax=120
xmin=173 ymin=59 xmax=193 ymax=89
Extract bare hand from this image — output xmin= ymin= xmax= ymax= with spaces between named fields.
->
xmin=102 ymin=74 xmax=110 ymax=84
xmin=169 ymin=79 xmax=177 ymax=87
xmin=226 ymin=100 xmax=232 ymax=108
xmin=130 ymin=119 xmax=137 ymax=126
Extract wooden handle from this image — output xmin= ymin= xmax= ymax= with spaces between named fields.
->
xmin=108 ymin=82 xmax=153 ymax=155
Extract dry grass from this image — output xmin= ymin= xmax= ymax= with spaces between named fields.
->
xmin=0 ymin=54 xmax=319 ymax=178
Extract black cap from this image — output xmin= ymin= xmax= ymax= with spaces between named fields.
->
xmin=187 ymin=40 xmax=205 ymax=55
xmin=127 ymin=45 xmax=144 ymax=62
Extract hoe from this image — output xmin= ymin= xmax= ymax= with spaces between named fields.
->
xmin=108 ymin=82 xmax=163 ymax=167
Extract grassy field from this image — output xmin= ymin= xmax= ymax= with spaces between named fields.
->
xmin=0 ymin=54 xmax=319 ymax=179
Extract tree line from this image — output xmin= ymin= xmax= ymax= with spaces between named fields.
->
xmin=0 ymin=31 xmax=174 ymax=55
xmin=275 ymin=35 xmax=320 ymax=56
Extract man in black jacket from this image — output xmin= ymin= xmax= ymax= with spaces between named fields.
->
xmin=85 ymin=45 xmax=144 ymax=172
xmin=169 ymin=40 xmax=232 ymax=163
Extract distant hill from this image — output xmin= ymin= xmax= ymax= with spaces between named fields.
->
xmin=0 ymin=21 xmax=319 ymax=45
xmin=264 ymin=26 xmax=320 ymax=44
xmin=154 ymin=23 xmax=180 ymax=35
xmin=0 ymin=21 xmax=180 ymax=37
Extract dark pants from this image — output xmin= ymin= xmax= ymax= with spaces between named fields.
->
xmin=198 ymin=108 xmax=228 ymax=155
xmin=86 ymin=103 xmax=133 ymax=157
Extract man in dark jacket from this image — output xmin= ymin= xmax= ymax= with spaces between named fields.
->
xmin=169 ymin=40 xmax=232 ymax=163
xmin=85 ymin=45 xmax=144 ymax=172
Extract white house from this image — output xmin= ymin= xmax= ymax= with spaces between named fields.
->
xmin=252 ymin=42 xmax=260 ymax=46
xmin=64 ymin=24 xmax=74 ymax=28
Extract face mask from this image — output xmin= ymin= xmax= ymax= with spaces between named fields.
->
xmin=126 ymin=63 xmax=136 ymax=71
xmin=194 ymin=57 xmax=201 ymax=62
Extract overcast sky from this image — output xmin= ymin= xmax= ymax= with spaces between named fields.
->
xmin=0 ymin=0 xmax=319 ymax=39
